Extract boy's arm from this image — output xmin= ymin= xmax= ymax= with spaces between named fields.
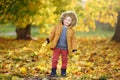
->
xmin=46 ymin=26 xmax=56 ymax=44
xmin=72 ymin=30 xmax=77 ymax=52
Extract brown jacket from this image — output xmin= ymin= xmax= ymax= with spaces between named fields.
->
xmin=48 ymin=23 xmax=77 ymax=53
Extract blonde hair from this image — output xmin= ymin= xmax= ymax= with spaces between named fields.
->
xmin=60 ymin=11 xmax=78 ymax=27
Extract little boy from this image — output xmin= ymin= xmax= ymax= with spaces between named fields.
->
xmin=46 ymin=11 xmax=78 ymax=77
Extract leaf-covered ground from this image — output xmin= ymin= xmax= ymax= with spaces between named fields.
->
xmin=0 ymin=37 xmax=120 ymax=80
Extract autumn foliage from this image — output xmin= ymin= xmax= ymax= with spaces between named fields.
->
xmin=0 ymin=0 xmax=120 ymax=33
xmin=0 ymin=37 xmax=120 ymax=80
xmin=0 ymin=0 xmax=120 ymax=80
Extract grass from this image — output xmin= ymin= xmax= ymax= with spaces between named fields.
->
xmin=76 ymin=29 xmax=114 ymax=38
xmin=0 ymin=23 xmax=115 ymax=38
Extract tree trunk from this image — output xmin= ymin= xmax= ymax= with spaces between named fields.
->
xmin=111 ymin=11 xmax=120 ymax=42
xmin=16 ymin=24 xmax=32 ymax=40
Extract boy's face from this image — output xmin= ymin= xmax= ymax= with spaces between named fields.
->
xmin=63 ymin=16 xmax=72 ymax=26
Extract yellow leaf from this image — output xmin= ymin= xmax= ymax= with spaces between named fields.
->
xmin=19 ymin=67 xmax=27 ymax=74
xmin=12 ymin=76 xmax=20 ymax=80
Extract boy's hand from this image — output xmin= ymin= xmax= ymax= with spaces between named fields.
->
xmin=73 ymin=51 xmax=77 ymax=54
xmin=72 ymin=49 xmax=77 ymax=54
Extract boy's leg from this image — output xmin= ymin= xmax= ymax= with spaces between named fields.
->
xmin=52 ymin=48 xmax=61 ymax=68
xmin=61 ymin=49 xmax=68 ymax=76
xmin=61 ymin=49 xmax=68 ymax=69
xmin=50 ymin=48 xmax=61 ymax=76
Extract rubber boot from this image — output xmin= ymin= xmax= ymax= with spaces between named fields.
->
xmin=61 ymin=68 xmax=66 ymax=77
xmin=50 ymin=68 xmax=57 ymax=77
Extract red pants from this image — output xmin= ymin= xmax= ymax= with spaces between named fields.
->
xmin=52 ymin=48 xmax=68 ymax=69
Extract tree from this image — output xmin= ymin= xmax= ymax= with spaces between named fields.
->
xmin=0 ymin=0 xmax=73 ymax=40
xmin=0 ymin=0 xmax=120 ymax=41
xmin=73 ymin=0 xmax=120 ymax=42
xmin=111 ymin=0 xmax=120 ymax=42
xmin=74 ymin=0 xmax=118 ymax=31
xmin=0 ymin=0 xmax=40 ymax=40
xmin=111 ymin=11 xmax=120 ymax=42
xmin=16 ymin=24 xmax=31 ymax=40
